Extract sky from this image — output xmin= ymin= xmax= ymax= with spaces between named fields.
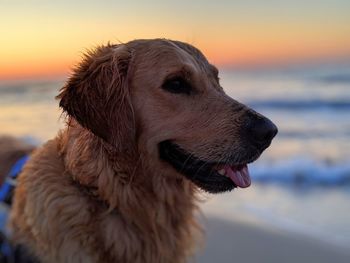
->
xmin=1 ymin=0 xmax=350 ymax=80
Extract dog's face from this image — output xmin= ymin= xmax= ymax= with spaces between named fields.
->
xmin=58 ymin=39 xmax=277 ymax=193
xmin=129 ymin=40 xmax=277 ymax=192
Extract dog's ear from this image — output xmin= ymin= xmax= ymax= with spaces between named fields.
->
xmin=57 ymin=44 xmax=134 ymax=150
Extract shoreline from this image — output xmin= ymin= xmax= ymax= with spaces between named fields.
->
xmin=195 ymin=216 xmax=350 ymax=263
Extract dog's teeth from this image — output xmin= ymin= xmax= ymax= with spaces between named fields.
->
xmin=218 ymin=169 xmax=226 ymax=175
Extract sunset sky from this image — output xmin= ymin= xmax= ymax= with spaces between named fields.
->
xmin=1 ymin=0 xmax=350 ymax=80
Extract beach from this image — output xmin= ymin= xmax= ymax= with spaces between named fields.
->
xmin=195 ymin=183 xmax=350 ymax=263
xmin=197 ymin=216 xmax=350 ymax=263
xmin=1 ymin=65 xmax=350 ymax=262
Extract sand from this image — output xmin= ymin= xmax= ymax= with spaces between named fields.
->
xmin=195 ymin=216 xmax=350 ymax=263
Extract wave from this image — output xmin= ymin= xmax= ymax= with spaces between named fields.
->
xmin=250 ymin=158 xmax=350 ymax=186
xmin=319 ymin=74 xmax=350 ymax=84
xmin=0 ymin=80 xmax=62 ymax=95
xmin=248 ymin=99 xmax=350 ymax=110
xmin=278 ymin=130 xmax=350 ymax=139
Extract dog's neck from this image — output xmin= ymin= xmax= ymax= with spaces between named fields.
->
xmin=57 ymin=122 xmax=199 ymax=262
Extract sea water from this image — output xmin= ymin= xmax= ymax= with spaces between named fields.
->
xmin=0 ymin=64 xmax=349 ymax=248
xmin=204 ymin=65 xmax=350 ymax=249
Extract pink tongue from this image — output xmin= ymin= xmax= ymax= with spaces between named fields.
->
xmin=223 ymin=164 xmax=251 ymax=188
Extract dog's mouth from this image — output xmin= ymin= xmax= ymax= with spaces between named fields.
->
xmin=214 ymin=163 xmax=251 ymax=188
xmin=158 ymin=140 xmax=258 ymax=193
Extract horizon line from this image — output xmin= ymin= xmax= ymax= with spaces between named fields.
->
xmin=1 ymin=56 xmax=349 ymax=82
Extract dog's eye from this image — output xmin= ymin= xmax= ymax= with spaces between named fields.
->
xmin=162 ymin=77 xmax=192 ymax=95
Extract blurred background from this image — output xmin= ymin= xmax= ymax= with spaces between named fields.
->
xmin=1 ymin=1 xmax=350 ymax=262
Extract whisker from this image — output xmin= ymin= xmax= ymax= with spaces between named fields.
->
xmin=192 ymin=161 xmax=208 ymax=181
xmin=180 ymin=152 xmax=195 ymax=173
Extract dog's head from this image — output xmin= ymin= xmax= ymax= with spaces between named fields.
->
xmin=58 ymin=39 xmax=277 ymax=193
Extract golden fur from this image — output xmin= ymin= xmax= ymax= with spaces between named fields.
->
xmin=3 ymin=39 xmax=275 ymax=263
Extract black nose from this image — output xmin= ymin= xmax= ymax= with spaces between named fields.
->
xmin=245 ymin=114 xmax=278 ymax=150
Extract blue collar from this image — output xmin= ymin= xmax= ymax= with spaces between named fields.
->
xmin=0 ymin=155 xmax=29 ymax=203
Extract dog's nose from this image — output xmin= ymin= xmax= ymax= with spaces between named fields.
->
xmin=245 ymin=114 xmax=278 ymax=150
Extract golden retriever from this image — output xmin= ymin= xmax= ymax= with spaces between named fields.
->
xmin=3 ymin=39 xmax=277 ymax=263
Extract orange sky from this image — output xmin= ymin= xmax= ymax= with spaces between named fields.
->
xmin=1 ymin=1 xmax=350 ymax=80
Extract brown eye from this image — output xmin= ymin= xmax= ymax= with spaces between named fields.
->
xmin=162 ymin=77 xmax=192 ymax=95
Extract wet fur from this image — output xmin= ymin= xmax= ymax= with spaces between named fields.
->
xmin=5 ymin=39 xmax=264 ymax=262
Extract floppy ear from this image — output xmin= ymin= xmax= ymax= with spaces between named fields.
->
xmin=57 ymin=44 xmax=134 ymax=150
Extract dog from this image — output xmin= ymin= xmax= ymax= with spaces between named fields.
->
xmin=2 ymin=39 xmax=277 ymax=263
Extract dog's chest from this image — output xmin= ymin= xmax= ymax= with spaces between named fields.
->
xmin=95 ymin=205 xmax=191 ymax=263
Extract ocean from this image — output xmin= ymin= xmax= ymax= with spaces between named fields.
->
xmin=0 ymin=64 xmax=349 ymax=249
